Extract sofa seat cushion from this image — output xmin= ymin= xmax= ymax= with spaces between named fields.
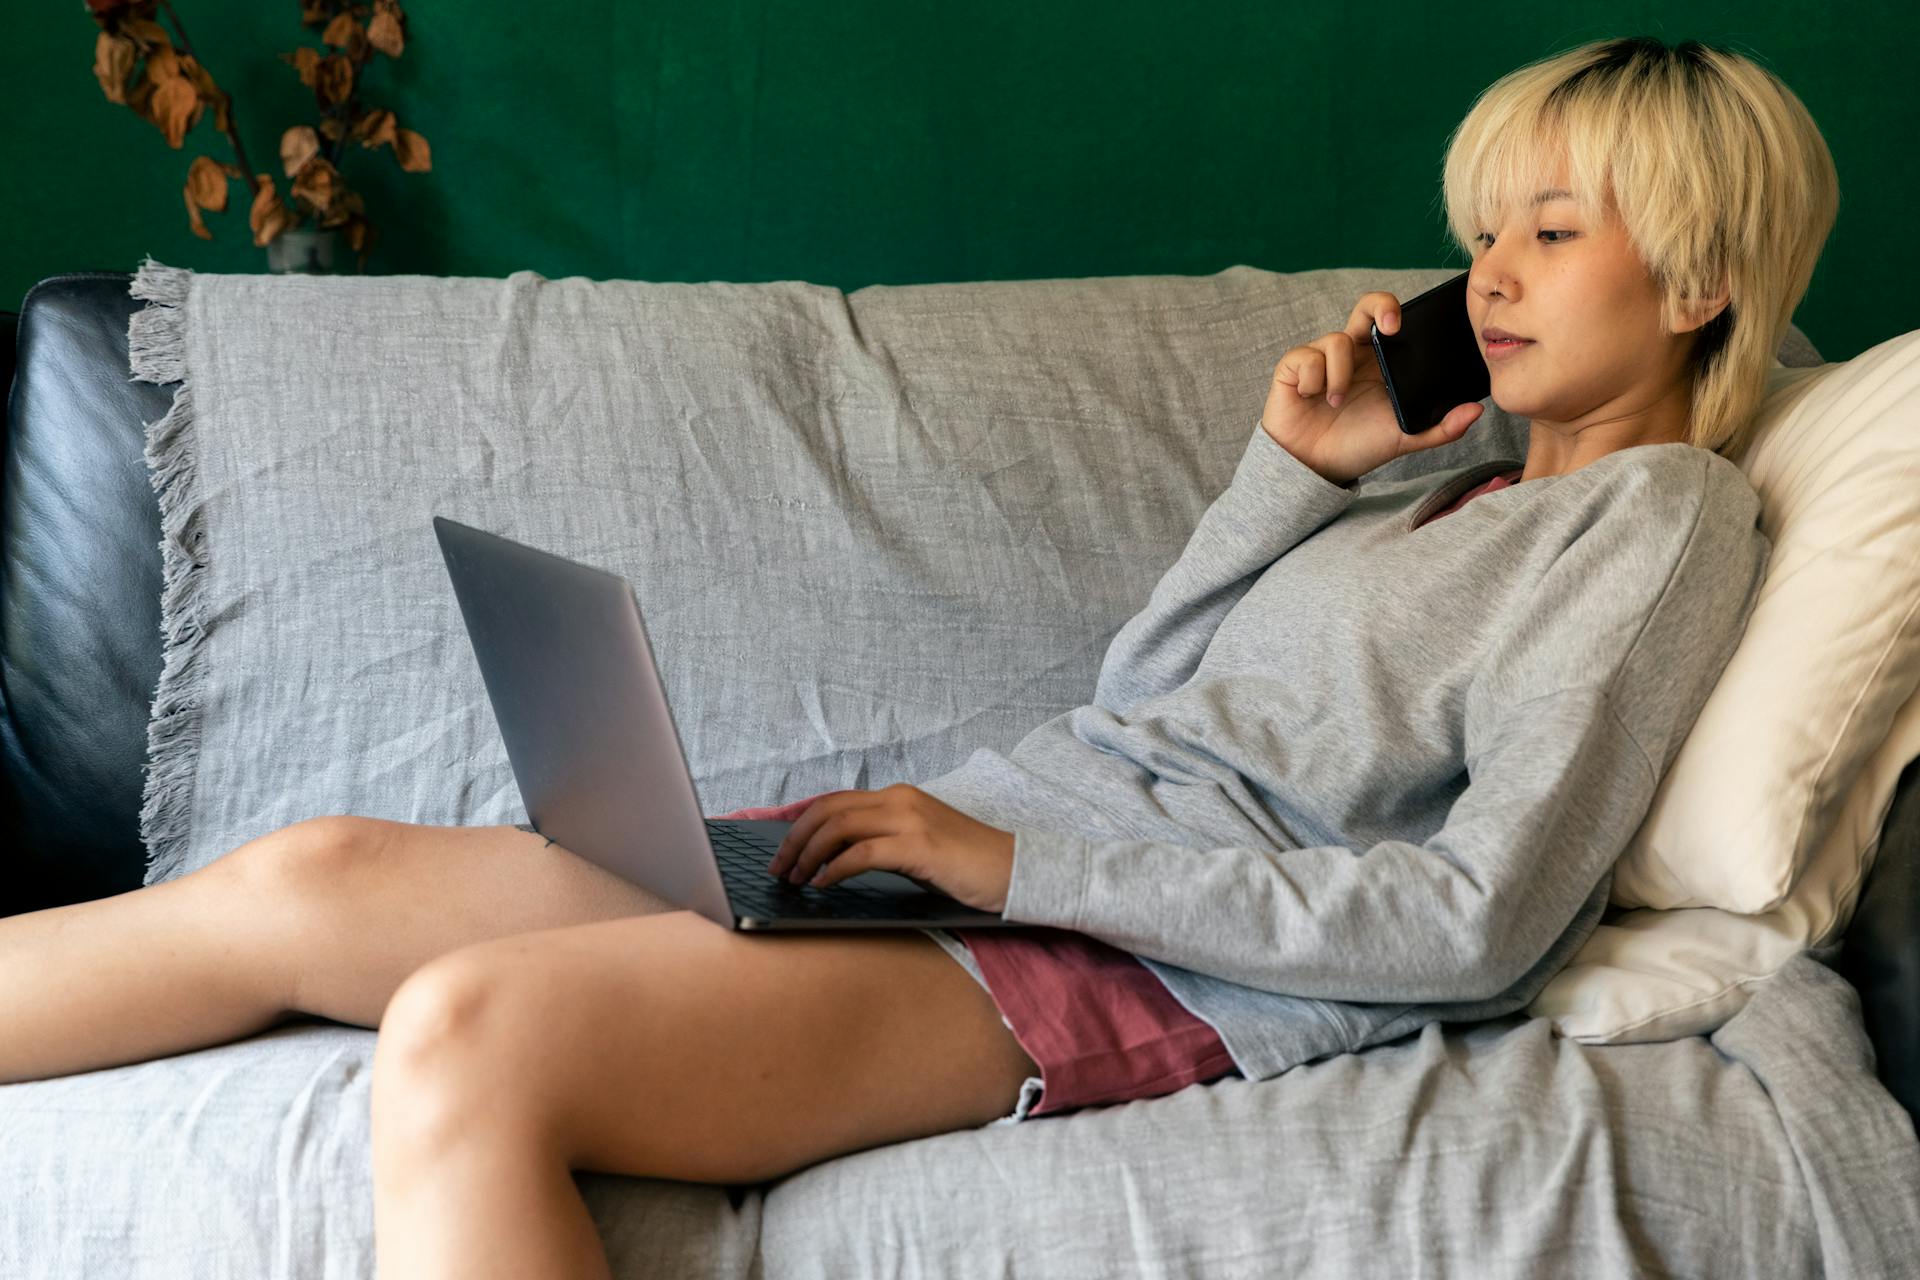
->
xmin=3 ymin=951 xmax=1912 ymax=1277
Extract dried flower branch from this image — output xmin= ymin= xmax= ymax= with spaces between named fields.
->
xmin=85 ymin=0 xmax=432 ymax=272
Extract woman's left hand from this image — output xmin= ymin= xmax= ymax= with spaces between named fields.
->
xmin=766 ymin=784 xmax=1017 ymax=914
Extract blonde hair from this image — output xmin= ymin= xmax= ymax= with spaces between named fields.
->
xmin=1438 ymin=36 xmax=1839 ymax=461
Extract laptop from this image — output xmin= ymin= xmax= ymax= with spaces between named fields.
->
xmin=431 ymin=515 xmax=1020 ymax=932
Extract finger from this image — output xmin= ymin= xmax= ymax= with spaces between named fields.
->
xmin=1415 ymin=402 xmax=1483 ymax=447
xmin=1288 ymin=348 xmax=1326 ymax=399
xmin=1449 ymin=401 xmax=1484 ymax=430
xmin=787 ymin=807 xmax=895 ymax=885
xmin=1321 ymin=333 xmax=1353 ymax=407
xmin=1354 ymin=292 xmax=1402 ymax=338
xmin=806 ymin=836 xmax=899 ymax=890
xmin=770 ymin=790 xmax=857 ymax=875
xmin=769 ymin=797 xmax=827 ymax=874
xmin=791 ymin=815 xmax=892 ymax=886
xmin=1270 ymin=360 xmax=1303 ymax=401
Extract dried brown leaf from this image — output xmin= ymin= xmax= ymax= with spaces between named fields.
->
xmin=290 ymin=155 xmax=343 ymax=215
xmin=282 ymin=46 xmax=322 ymax=88
xmin=249 ymin=175 xmax=294 ymax=247
xmin=323 ymin=13 xmax=369 ymax=60
xmin=186 ymin=154 xmax=229 ymax=211
xmin=317 ymin=188 xmax=365 ymax=228
xmin=317 ymin=52 xmax=354 ymax=107
xmin=366 ymin=10 xmax=404 ymax=58
xmin=179 ymin=56 xmax=230 ymax=136
xmin=93 ymin=32 xmax=136 ymax=104
xmin=185 ymin=185 xmax=211 ymax=240
xmin=352 ymin=107 xmax=397 ymax=150
xmin=318 ymin=116 xmax=346 ymax=142
xmin=280 ymin=124 xmax=321 ymax=177
xmin=120 ymin=18 xmax=171 ymax=51
xmin=152 ymin=74 xmax=199 ymax=148
xmin=392 ymin=128 xmax=431 ymax=172
xmin=144 ymin=44 xmax=182 ymax=85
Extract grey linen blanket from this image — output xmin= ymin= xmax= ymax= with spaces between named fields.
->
xmin=104 ymin=256 xmax=1917 ymax=1277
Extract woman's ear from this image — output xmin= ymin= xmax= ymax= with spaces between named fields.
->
xmin=1676 ymin=273 xmax=1733 ymax=335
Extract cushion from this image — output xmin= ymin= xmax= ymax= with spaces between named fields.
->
xmin=4 ymin=952 xmax=1916 ymax=1276
xmin=1528 ymin=331 xmax=1920 ymax=1041
xmin=1612 ymin=334 xmax=1920 ymax=912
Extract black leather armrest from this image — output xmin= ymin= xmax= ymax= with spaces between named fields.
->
xmin=1 ymin=275 xmax=170 ymax=916
xmin=1 ymin=305 xmax=24 ymax=917
xmin=1838 ymin=754 xmax=1920 ymax=1124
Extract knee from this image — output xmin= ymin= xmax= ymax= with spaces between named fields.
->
xmin=220 ymin=814 xmax=393 ymax=896
xmin=377 ymin=954 xmax=503 ymax=1069
xmin=371 ymin=955 xmax=538 ymax=1145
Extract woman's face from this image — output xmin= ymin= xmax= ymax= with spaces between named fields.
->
xmin=1465 ymin=159 xmax=1714 ymax=446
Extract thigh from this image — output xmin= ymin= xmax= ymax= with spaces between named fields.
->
xmin=248 ymin=816 xmax=681 ymax=1028
xmin=375 ymin=911 xmax=1043 ymax=1186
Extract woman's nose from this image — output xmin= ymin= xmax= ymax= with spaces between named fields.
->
xmin=1469 ymin=257 xmax=1514 ymax=303
xmin=1469 ymin=235 xmax=1518 ymax=301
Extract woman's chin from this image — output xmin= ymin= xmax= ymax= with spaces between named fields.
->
xmin=1487 ymin=385 xmax=1550 ymax=418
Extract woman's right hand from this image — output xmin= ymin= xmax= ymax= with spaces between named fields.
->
xmin=1259 ymin=291 xmax=1484 ymax=487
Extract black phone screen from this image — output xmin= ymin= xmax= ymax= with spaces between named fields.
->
xmin=1369 ymin=271 xmax=1490 ymax=436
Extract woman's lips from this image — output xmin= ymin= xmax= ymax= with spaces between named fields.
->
xmin=1486 ymin=338 xmax=1535 ymax=359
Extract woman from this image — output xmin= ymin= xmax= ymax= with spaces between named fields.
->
xmin=0 ymin=34 xmax=1837 ymax=1277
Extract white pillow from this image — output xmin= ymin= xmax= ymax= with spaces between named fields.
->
xmin=1616 ymin=331 xmax=1920 ymax=912
xmin=1528 ymin=330 xmax=1920 ymax=1041
xmin=1531 ymin=683 xmax=1920 ymax=1040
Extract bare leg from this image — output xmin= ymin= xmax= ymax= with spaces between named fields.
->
xmin=0 ymin=828 xmax=308 ymax=1085
xmin=376 ymin=1112 xmax=612 ymax=1280
xmin=366 ymin=911 xmax=1043 ymax=1276
xmin=0 ymin=816 xmax=680 ymax=1085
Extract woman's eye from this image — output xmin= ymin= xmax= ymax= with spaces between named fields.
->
xmin=1474 ymin=230 xmax=1573 ymax=247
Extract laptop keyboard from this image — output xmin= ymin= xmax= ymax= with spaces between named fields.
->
xmin=705 ymin=820 xmax=953 ymax=920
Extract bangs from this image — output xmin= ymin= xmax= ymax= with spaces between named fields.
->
xmin=1442 ymin=83 xmax=1618 ymax=257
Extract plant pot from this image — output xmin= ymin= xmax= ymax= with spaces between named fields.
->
xmin=266 ymin=227 xmax=339 ymax=274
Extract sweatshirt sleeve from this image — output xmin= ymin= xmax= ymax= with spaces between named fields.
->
xmin=1091 ymin=423 xmax=1357 ymax=718
xmin=1004 ymin=451 xmax=1770 ymax=1005
xmin=1001 ymin=685 xmax=1653 ymax=1003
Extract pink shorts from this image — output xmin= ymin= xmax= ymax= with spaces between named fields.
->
xmin=710 ymin=791 xmax=1240 ymax=1119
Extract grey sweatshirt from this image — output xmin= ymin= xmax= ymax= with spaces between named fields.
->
xmin=916 ymin=422 xmax=1771 ymax=1084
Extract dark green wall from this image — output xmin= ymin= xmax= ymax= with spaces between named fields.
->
xmin=9 ymin=2 xmax=1916 ymax=360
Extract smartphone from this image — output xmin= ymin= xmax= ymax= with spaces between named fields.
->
xmin=1369 ymin=270 xmax=1490 ymax=435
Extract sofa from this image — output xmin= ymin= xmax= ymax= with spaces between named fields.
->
xmin=2 ymin=266 xmax=1918 ymax=1277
